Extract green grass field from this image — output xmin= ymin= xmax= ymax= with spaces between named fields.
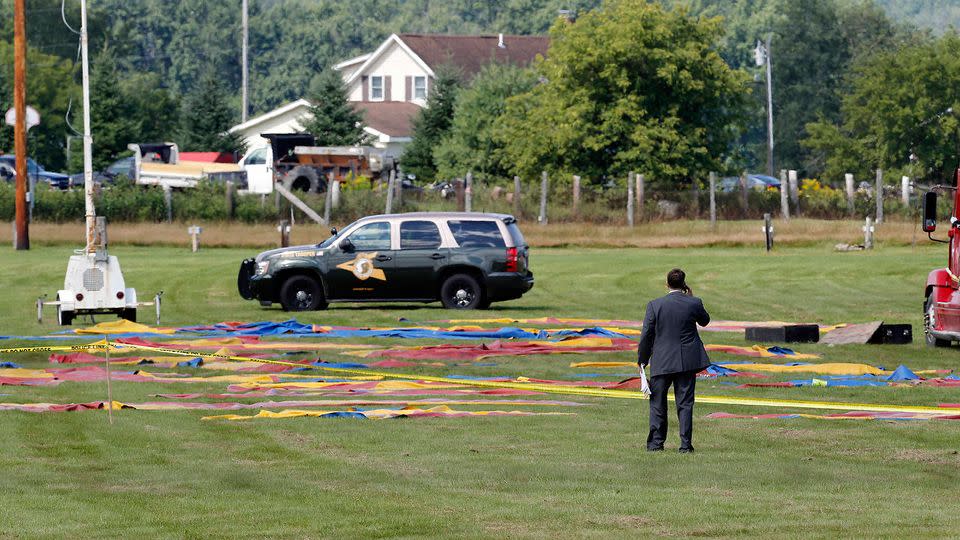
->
xmin=1 ymin=243 xmax=959 ymax=538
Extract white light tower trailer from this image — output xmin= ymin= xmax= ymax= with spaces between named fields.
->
xmin=41 ymin=0 xmax=158 ymax=325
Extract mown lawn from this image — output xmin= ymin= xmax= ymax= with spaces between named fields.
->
xmin=1 ymin=243 xmax=959 ymax=538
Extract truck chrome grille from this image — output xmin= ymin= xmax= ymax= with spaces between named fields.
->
xmin=83 ymin=268 xmax=104 ymax=291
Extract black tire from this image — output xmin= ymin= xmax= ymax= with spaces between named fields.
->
xmin=280 ymin=275 xmax=327 ymax=311
xmin=120 ymin=308 xmax=137 ymax=323
xmin=281 ymin=166 xmax=320 ymax=193
xmin=924 ymin=296 xmax=951 ymax=348
xmin=57 ymin=305 xmax=74 ymax=326
xmin=440 ymin=273 xmax=483 ymax=310
xmin=477 ymin=298 xmax=492 ymax=310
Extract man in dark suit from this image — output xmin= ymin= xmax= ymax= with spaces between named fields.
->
xmin=637 ymin=268 xmax=711 ymax=453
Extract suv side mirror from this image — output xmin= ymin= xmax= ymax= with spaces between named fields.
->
xmin=340 ymin=238 xmax=355 ymax=253
xmin=923 ymin=191 xmax=938 ymax=232
xmin=330 ymin=227 xmax=338 ymax=236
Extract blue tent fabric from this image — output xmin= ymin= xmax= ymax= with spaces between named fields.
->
xmin=311 ymin=361 xmax=369 ymax=369
xmin=766 ymin=346 xmax=797 ymax=355
xmin=176 ymin=358 xmax=204 ymax=368
xmin=703 ymin=364 xmax=741 ymax=376
xmin=886 ymin=365 xmax=919 ymax=382
xmin=0 ymin=362 xmax=21 ymax=368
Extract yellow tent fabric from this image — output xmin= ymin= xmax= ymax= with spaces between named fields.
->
xmin=75 ymin=319 xmax=175 ymax=335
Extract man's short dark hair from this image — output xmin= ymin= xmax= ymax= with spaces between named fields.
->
xmin=667 ymin=268 xmax=686 ymax=290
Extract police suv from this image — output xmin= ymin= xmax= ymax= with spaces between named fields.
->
xmin=237 ymin=212 xmax=534 ymax=310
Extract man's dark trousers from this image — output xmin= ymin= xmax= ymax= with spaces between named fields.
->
xmin=647 ymin=370 xmax=698 ymax=450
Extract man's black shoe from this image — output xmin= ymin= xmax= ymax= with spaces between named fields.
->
xmin=678 ymin=447 xmax=694 ymax=454
xmin=647 ymin=446 xmax=664 ymax=452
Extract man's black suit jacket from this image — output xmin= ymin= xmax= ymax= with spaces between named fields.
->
xmin=637 ymin=291 xmax=711 ymax=377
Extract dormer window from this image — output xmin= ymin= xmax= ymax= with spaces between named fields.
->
xmin=370 ymin=76 xmax=384 ymax=101
xmin=414 ymin=76 xmax=427 ymax=100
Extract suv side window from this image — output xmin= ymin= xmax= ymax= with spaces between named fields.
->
xmin=400 ymin=220 xmax=442 ymax=249
xmin=346 ymin=222 xmax=391 ymax=250
xmin=448 ymin=220 xmax=505 ymax=248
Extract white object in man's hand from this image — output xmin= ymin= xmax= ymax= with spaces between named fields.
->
xmin=639 ymin=365 xmax=651 ymax=396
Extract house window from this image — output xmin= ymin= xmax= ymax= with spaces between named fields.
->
xmin=370 ymin=76 xmax=384 ymax=101
xmin=413 ymin=76 xmax=427 ymax=100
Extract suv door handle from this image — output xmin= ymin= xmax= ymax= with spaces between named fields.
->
xmin=430 ymin=253 xmax=445 ymax=259
xmin=375 ymin=255 xmax=392 ymax=262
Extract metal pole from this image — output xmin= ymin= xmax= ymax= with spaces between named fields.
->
xmin=13 ymin=0 xmax=29 ymax=249
xmin=81 ymin=0 xmax=95 ymax=252
xmin=765 ymin=34 xmax=775 ymax=178
xmin=241 ymin=0 xmax=249 ymax=122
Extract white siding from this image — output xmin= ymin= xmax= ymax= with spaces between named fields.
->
xmin=344 ymin=41 xmax=431 ymax=102
xmin=234 ymin=106 xmax=312 ymax=152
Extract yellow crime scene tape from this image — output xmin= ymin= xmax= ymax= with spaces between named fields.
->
xmin=98 ymin=340 xmax=953 ymax=415
xmin=0 ymin=341 xmax=109 ymax=354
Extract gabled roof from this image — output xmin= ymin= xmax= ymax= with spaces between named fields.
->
xmin=229 ymin=98 xmax=313 ymax=134
xmin=342 ymin=33 xmax=549 ymax=86
xmin=351 ymin=101 xmax=420 ymax=138
xmin=398 ymin=34 xmax=549 ymax=79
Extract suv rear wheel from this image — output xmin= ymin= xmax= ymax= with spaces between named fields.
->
xmin=280 ymin=275 xmax=327 ymax=311
xmin=441 ymin=274 xmax=483 ymax=310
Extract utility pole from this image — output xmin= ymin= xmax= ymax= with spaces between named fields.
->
xmin=80 ymin=0 xmax=95 ymax=251
xmin=241 ymin=0 xmax=249 ymax=122
xmin=13 ymin=0 xmax=29 ymax=250
xmin=755 ymin=36 xmax=775 ymax=178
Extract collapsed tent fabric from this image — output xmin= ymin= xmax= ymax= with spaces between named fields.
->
xmin=348 ymin=337 xmax=637 ymax=361
xmin=201 ymin=405 xmax=575 ymax=421
xmin=706 ymin=411 xmax=960 ymax=421
xmin=74 ymin=320 xmax=176 ymax=335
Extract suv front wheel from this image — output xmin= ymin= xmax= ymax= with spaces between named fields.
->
xmin=441 ymin=273 xmax=484 ymax=310
xmin=280 ymin=275 xmax=328 ymax=311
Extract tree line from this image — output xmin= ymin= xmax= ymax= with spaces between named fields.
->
xmin=1 ymin=0 xmax=959 ymax=189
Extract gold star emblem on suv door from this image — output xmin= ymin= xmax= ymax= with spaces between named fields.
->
xmin=336 ymin=252 xmax=386 ymax=281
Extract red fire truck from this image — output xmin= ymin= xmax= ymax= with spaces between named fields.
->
xmin=922 ymin=169 xmax=960 ymax=346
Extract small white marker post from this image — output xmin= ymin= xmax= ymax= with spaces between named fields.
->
xmin=863 ymin=216 xmax=874 ymax=249
xmin=188 ymin=225 xmax=202 ymax=253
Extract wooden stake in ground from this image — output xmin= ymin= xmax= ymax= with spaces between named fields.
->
xmin=513 ymin=176 xmax=521 ymax=219
xmin=779 ymin=169 xmax=790 ymax=220
xmin=538 ymin=171 xmax=548 ymax=225
xmin=763 ymin=213 xmax=774 ymax=252
xmin=104 ymin=336 xmax=113 ymax=425
xmin=709 ymin=171 xmax=717 ymax=230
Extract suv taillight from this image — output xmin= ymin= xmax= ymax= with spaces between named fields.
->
xmin=505 ymin=247 xmax=518 ymax=272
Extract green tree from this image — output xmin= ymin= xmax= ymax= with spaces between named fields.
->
xmin=80 ymin=46 xmax=138 ymax=170
xmin=302 ymin=69 xmax=368 ymax=146
xmin=497 ymin=0 xmax=750 ymax=188
xmin=402 ymin=66 xmax=461 ymax=182
xmin=179 ymin=70 xmax=244 ymax=154
xmin=435 ymin=63 xmax=538 ymax=181
xmin=803 ymin=33 xmax=960 ymax=185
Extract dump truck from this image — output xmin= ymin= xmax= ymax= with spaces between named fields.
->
xmin=922 ymin=169 xmax=960 ymax=346
xmin=239 ymin=133 xmax=396 ymax=194
xmin=127 ymin=143 xmax=247 ymax=189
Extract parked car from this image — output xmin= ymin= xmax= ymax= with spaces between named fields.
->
xmin=237 ymin=212 xmax=534 ymax=311
xmin=68 ymin=156 xmax=135 ymax=186
xmin=0 ymin=155 xmax=70 ymax=190
xmin=719 ymin=173 xmax=781 ymax=192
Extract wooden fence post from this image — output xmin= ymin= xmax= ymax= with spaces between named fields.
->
xmin=164 ymin=186 xmax=173 ymax=223
xmin=465 ymin=171 xmax=473 ymax=212
xmin=788 ymin=169 xmax=799 ymax=213
xmin=572 ymin=175 xmax=581 ymax=219
xmin=188 ymin=225 xmax=202 ymax=253
xmin=395 ymin=169 xmax=403 ymax=208
xmin=538 ymin=171 xmax=548 ymax=225
xmin=709 ymin=171 xmax=717 ymax=230
xmin=875 ymin=168 xmax=884 ymax=223
xmin=279 ymin=219 xmax=291 ymax=247
xmin=636 ymin=173 xmax=644 ymax=222
xmin=323 ymin=175 xmax=333 ymax=225
xmin=763 ymin=213 xmax=773 ymax=252
xmin=779 ymin=169 xmax=790 ymax=220
xmin=513 ymin=175 xmax=521 ymax=219
xmin=864 ymin=216 xmax=874 ymax=249
xmin=691 ymin=177 xmax=700 ymax=218
xmin=626 ymin=174 xmax=634 ymax=227
xmin=385 ymin=169 xmax=395 ymax=214
xmin=901 ymin=176 xmax=910 ymax=206
xmin=331 ymin=175 xmax=340 ymax=209
xmin=455 ymin=178 xmax=465 ymax=211
xmin=845 ymin=173 xmax=855 ymax=215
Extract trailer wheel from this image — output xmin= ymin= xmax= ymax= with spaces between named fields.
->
xmin=281 ymin=166 xmax=320 ymax=193
xmin=924 ymin=296 xmax=951 ymax=347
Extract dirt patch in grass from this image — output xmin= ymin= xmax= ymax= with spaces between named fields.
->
xmin=893 ymin=449 xmax=960 ymax=465
xmin=775 ymin=428 xmax=820 ymax=439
